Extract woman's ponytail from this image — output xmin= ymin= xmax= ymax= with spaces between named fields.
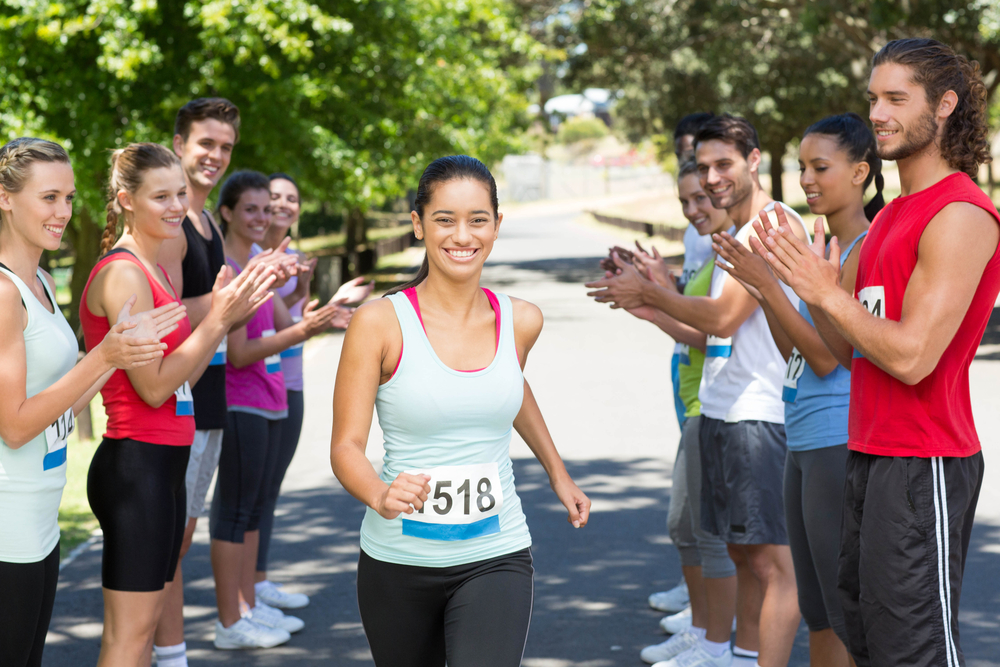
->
xmin=864 ymin=170 xmax=886 ymax=222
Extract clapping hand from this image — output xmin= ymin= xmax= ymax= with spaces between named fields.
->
xmin=331 ymin=276 xmax=375 ymax=305
xmin=751 ymin=206 xmax=840 ymax=306
xmin=99 ymin=296 xmax=188 ymax=369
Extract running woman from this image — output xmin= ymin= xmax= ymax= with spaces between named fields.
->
xmin=713 ymin=113 xmax=882 ymax=667
xmin=250 ymin=173 xmax=372 ymax=611
xmin=0 ymin=139 xmax=184 ymax=667
xmin=758 ymin=38 xmax=999 ymax=667
xmin=210 ymin=170 xmax=348 ymax=649
xmin=330 ymin=155 xmax=591 ymax=667
xmin=623 ymin=160 xmax=741 ymax=666
xmin=81 ymin=143 xmax=274 ymax=666
xmin=587 ymin=115 xmax=810 ymax=667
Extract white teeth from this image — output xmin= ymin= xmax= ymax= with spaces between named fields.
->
xmin=806 ymin=193 xmax=820 ymax=200
xmin=447 ymin=249 xmax=475 ymax=258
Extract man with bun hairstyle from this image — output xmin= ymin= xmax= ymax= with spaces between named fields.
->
xmin=758 ymin=38 xmax=999 ymax=667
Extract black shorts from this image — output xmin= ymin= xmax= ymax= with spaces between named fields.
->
xmin=357 ymin=548 xmax=534 ymax=667
xmin=0 ymin=541 xmax=60 ymax=667
xmin=839 ymin=451 xmax=983 ymax=667
xmin=699 ymin=417 xmax=788 ymax=544
xmin=87 ymin=438 xmax=190 ymax=592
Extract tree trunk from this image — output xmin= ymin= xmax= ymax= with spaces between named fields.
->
xmin=64 ymin=208 xmax=102 ymax=339
xmin=343 ymin=207 xmax=370 ymax=278
xmin=768 ymin=142 xmax=785 ymax=203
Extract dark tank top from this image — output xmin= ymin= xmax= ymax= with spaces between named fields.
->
xmin=181 ymin=213 xmax=227 ymax=430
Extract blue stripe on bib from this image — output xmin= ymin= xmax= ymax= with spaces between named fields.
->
xmin=401 ymin=515 xmax=500 ymax=541
xmin=43 ymin=448 xmax=67 ymax=471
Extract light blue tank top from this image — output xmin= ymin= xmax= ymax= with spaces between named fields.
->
xmin=0 ymin=267 xmax=79 ymax=562
xmin=359 ymin=291 xmax=532 ymax=567
xmin=783 ymin=232 xmax=866 ymax=451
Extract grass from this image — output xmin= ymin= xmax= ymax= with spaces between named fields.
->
xmin=58 ymin=395 xmax=108 ymax=559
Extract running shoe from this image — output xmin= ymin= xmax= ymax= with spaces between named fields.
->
xmin=652 ymin=644 xmax=733 ymax=667
xmin=660 ymin=606 xmax=693 ymax=634
xmin=214 ymin=618 xmax=291 ymax=650
xmin=246 ymin=601 xmax=305 ymax=634
xmin=640 ymin=629 xmax=700 ymax=664
xmin=648 ymin=581 xmax=690 ymax=613
xmin=255 ymin=580 xmax=310 ymax=609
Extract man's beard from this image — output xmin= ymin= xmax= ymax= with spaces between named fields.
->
xmin=877 ymin=112 xmax=938 ymax=162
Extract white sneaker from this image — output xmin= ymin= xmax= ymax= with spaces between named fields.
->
xmin=256 ymin=580 xmax=310 ymax=609
xmin=649 ymin=581 xmax=690 ymax=613
xmin=652 ymin=644 xmax=733 ymax=667
xmin=660 ymin=606 xmax=693 ymax=634
xmin=214 ymin=618 xmax=291 ymax=649
xmin=246 ymin=601 xmax=305 ymax=634
xmin=640 ymin=630 xmax=700 ymax=664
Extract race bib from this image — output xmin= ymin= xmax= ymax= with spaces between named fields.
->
xmin=210 ymin=337 xmax=227 ymax=366
xmin=175 ymin=381 xmax=194 ymax=416
xmin=43 ymin=408 xmax=74 ymax=470
xmin=706 ymin=334 xmax=732 ymax=358
xmin=854 ymin=286 xmax=886 ymax=358
xmin=280 ymin=317 xmax=304 ymax=359
xmin=261 ymin=329 xmax=282 ymax=373
xmin=401 ymin=463 xmax=504 ymax=541
xmin=678 ymin=344 xmax=691 ymax=366
xmin=782 ymin=348 xmax=806 ymax=403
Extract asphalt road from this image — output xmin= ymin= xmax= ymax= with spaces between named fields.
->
xmin=45 ymin=196 xmax=1000 ymax=666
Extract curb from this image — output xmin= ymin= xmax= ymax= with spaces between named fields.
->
xmin=59 ymin=530 xmax=102 ymax=572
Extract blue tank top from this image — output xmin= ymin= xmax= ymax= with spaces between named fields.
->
xmin=359 ymin=290 xmax=532 ymax=567
xmin=783 ymin=232 xmax=866 ymax=451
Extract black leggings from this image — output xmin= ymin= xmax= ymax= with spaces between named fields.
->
xmin=88 ymin=438 xmax=190 ymax=591
xmin=210 ymin=410 xmax=283 ymax=543
xmin=0 ymin=542 xmax=59 ymax=667
xmin=357 ymin=548 xmax=534 ymax=667
xmin=257 ymin=390 xmax=304 ymax=571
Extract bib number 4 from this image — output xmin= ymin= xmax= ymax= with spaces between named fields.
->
xmin=401 ymin=463 xmax=504 ymax=541
xmin=853 ymin=286 xmax=886 ymax=359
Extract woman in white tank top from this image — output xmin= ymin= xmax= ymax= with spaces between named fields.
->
xmin=0 ymin=139 xmax=185 ymax=667
xmin=330 ymin=155 xmax=591 ymax=667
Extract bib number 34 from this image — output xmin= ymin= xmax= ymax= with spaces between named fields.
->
xmin=401 ymin=463 xmax=504 ymax=542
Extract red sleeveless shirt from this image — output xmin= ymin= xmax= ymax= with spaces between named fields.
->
xmin=849 ymin=172 xmax=1000 ymax=458
xmin=80 ymin=249 xmax=195 ymax=446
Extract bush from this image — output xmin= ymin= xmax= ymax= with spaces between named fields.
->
xmin=557 ymin=116 xmax=609 ymax=144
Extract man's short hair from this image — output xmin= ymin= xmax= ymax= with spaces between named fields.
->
xmin=674 ymin=112 xmax=715 ymax=142
xmin=174 ymin=97 xmax=241 ymax=143
xmin=693 ymin=114 xmax=760 ymax=159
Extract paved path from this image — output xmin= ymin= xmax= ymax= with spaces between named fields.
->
xmin=46 ymin=197 xmax=1000 ymax=666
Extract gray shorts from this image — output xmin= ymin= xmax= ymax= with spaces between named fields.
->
xmin=699 ymin=417 xmax=788 ymax=545
xmin=186 ymin=428 xmax=223 ymax=520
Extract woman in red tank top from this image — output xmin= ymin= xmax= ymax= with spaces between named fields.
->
xmin=80 ymin=143 xmax=276 ymax=667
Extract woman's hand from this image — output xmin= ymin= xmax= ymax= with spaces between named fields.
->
xmin=289 ymin=257 xmax=317 ymax=302
xmin=375 ymin=473 xmax=431 ymax=520
xmin=210 ymin=263 xmax=277 ymax=327
xmin=97 ymin=296 xmax=187 ymax=369
xmin=552 ymin=475 xmax=591 ymax=528
xmin=632 ymin=243 xmax=672 ymax=288
xmin=329 ymin=305 xmax=355 ymax=330
xmin=298 ymin=299 xmax=342 ymax=337
xmin=332 ymin=276 xmax=375 ymax=305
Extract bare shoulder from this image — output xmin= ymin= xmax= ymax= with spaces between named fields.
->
xmin=0 ymin=272 xmax=23 ymax=307
xmin=510 ymin=296 xmax=543 ymax=338
xmin=348 ymin=297 xmax=399 ymax=336
xmin=923 ymin=202 xmax=999 ymax=256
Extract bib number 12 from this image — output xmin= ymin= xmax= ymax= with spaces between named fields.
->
xmin=782 ymin=348 xmax=805 ymax=403
xmin=401 ymin=463 xmax=503 ymax=541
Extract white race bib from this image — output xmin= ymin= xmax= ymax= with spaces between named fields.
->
xmin=280 ymin=317 xmax=304 ymax=359
xmin=175 ymin=381 xmax=194 ymax=416
xmin=210 ymin=337 xmax=228 ymax=366
xmin=678 ymin=344 xmax=691 ymax=366
xmin=261 ymin=329 xmax=281 ymax=373
xmin=401 ymin=462 xmax=504 ymax=541
xmin=854 ymin=286 xmax=886 ymax=358
xmin=43 ymin=408 xmax=74 ymax=470
xmin=782 ymin=348 xmax=806 ymax=403
xmin=706 ymin=334 xmax=732 ymax=358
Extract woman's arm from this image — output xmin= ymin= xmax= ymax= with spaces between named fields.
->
xmin=227 ymin=298 xmax=341 ymax=368
xmin=330 ymin=300 xmax=430 ymax=518
xmin=511 ymin=298 xmax=591 ymax=528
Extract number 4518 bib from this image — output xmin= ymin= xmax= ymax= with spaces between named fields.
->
xmin=401 ymin=463 xmax=503 ymax=542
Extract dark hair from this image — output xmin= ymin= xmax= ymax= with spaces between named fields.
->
xmin=693 ymin=114 xmax=760 ymax=159
xmin=674 ymin=112 xmax=715 ymax=142
xmin=871 ymin=38 xmax=991 ymax=178
xmin=803 ymin=113 xmax=885 ymax=221
xmin=102 ymin=143 xmax=180 ymax=255
xmin=677 ymin=159 xmax=700 ymax=181
xmin=174 ymin=97 xmax=241 ymax=144
xmin=217 ymin=170 xmax=271 ymax=235
xmin=269 ymin=172 xmax=299 ymax=191
xmin=386 ymin=155 xmax=499 ymax=296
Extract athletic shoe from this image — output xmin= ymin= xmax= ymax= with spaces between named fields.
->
xmin=247 ymin=601 xmax=305 ymax=634
xmin=214 ymin=618 xmax=290 ymax=649
xmin=648 ymin=581 xmax=690 ymax=613
xmin=660 ymin=606 xmax=693 ymax=634
xmin=640 ymin=630 xmax=700 ymax=664
xmin=652 ymin=644 xmax=733 ymax=667
xmin=256 ymin=580 xmax=310 ymax=609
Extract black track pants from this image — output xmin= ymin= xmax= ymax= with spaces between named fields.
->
xmin=0 ymin=542 xmax=60 ymax=667
xmin=357 ymin=548 xmax=533 ymax=667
